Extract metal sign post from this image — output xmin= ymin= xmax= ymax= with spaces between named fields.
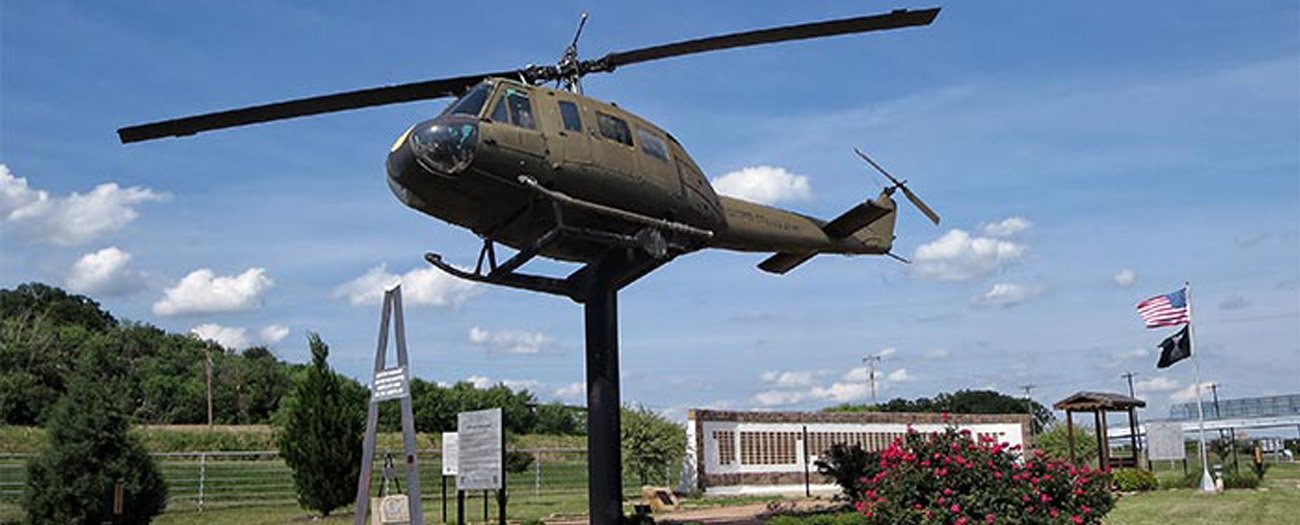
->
xmin=354 ymin=284 xmax=424 ymax=525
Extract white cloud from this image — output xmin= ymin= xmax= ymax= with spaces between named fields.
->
xmin=258 ymin=324 xmax=290 ymax=345
xmin=189 ymin=323 xmax=252 ymax=350
xmin=876 ymin=347 xmax=897 ymax=358
xmin=1135 ymin=376 xmax=1179 ymax=393
xmin=65 ymin=247 xmax=146 ymax=296
xmin=332 ymin=264 xmax=479 ymax=308
xmin=1 ymin=165 xmax=169 ymax=245
xmin=466 ymin=326 xmax=552 ymax=354
xmin=462 ymin=375 xmax=541 ymax=392
xmin=753 ymin=390 xmax=810 ymax=407
xmin=710 ymin=165 xmax=812 ymax=205
xmin=152 ymin=268 xmax=273 ymax=316
xmin=466 ymin=375 xmax=494 ymax=389
xmin=810 ymin=382 xmax=870 ymax=403
xmin=912 ymin=229 xmax=1026 ymax=281
xmin=1117 ymin=347 xmax=1149 ymax=360
xmin=923 ymin=348 xmax=951 ymax=359
xmin=189 ymin=322 xmax=290 ymax=350
xmin=554 ymin=382 xmax=585 ymax=400
xmin=970 ymin=282 xmax=1045 ymax=308
xmin=843 ymin=366 xmax=870 ymax=382
xmin=1170 ymin=382 xmax=1216 ymax=404
xmin=887 ymin=368 xmax=913 ymax=382
xmin=760 ymin=370 xmax=819 ymax=387
xmin=980 ymin=217 xmax=1032 ymax=238
xmin=1114 ymin=268 xmax=1138 ymax=288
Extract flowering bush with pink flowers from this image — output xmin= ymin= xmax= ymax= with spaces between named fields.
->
xmin=834 ymin=425 xmax=1113 ymax=525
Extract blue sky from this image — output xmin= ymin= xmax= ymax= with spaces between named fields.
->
xmin=3 ymin=1 xmax=1297 ymax=423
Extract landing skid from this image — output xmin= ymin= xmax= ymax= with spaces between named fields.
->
xmin=425 ymin=176 xmax=709 ymax=303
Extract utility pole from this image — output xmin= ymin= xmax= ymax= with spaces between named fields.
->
xmin=1121 ymin=372 xmax=1138 ymax=398
xmin=863 ymin=354 xmax=883 ymax=408
xmin=1020 ymin=384 xmax=1036 ymax=434
xmin=205 ymin=348 xmax=214 ymax=429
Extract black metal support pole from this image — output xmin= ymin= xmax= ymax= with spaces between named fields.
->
xmin=585 ymin=280 xmax=622 ymax=525
xmin=483 ymin=490 xmax=488 ymax=523
xmin=442 ymin=476 xmax=448 ymax=523
xmin=457 ymin=490 xmax=465 ymax=525
xmin=497 ymin=488 xmax=507 ymax=525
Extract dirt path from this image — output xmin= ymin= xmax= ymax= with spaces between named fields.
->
xmin=656 ymin=499 xmax=837 ymax=525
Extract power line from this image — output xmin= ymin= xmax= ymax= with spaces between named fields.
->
xmin=1121 ymin=371 xmax=1138 ymax=398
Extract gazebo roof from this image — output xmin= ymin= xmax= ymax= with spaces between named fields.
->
xmin=1053 ymin=391 xmax=1147 ymax=411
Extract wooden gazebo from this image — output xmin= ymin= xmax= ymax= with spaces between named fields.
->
xmin=1053 ymin=392 xmax=1146 ymax=469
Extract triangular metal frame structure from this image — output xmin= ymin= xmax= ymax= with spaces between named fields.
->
xmin=354 ymin=284 xmax=424 ymax=525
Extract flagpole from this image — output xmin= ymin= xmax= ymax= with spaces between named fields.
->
xmin=1186 ymin=281 xmax=1216 ymax=492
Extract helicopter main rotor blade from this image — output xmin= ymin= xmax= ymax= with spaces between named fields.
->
xmin=117 ymin=71 xmax=514 ymax=144
xmin=591 ymin=8 xmax=939 ymax=71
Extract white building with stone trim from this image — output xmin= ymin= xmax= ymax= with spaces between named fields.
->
xmin=679 ymin=410 xmax=1030 ymax=495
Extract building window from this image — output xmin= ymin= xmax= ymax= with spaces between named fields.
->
xmin=714 ymin=430 xmax=735 ymax=466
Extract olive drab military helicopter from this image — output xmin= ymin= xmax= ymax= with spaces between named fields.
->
xmin=119 ymin=7 xmax=943 ymax=299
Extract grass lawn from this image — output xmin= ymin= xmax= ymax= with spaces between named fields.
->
xmin=1104 ymin=462 xmax=1300 ymax=525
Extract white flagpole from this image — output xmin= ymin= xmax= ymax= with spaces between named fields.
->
xmin=1186 ymin=281 xmax=1216 ymax=492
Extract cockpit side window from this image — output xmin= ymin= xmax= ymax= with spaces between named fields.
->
xmin=558 ymin=101 xmax=583 ymax=132
xmin=505 ymin=88 xmax=536 ymax=129
xmin=489 ymin=95 xmax=508 ymax=122
xmin=596 ymin=112 xmax=633 ymax=147
xmin=636 ymin=127 xmax=670 ymax=162
xmin=445 ymin=83 xmax=492 ymax=116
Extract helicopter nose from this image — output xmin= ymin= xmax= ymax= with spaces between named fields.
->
xmin=407 ymin=116 xmax=478 ymax=177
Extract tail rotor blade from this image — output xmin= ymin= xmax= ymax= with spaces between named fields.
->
xmin=853 ymin=147 xmax=940 ymax=225
xmin=900 ymin=185 xmax=940 ymax=225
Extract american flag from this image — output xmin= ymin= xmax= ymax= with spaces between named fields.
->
xmin=1136 ymin=288 xmax=1190 ymax=329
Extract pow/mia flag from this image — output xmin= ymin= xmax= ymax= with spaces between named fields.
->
xmin=1156 ymin=325 xmax=1191 ymax=368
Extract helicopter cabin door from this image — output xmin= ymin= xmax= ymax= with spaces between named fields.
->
xmin=483 ymin=84 xmax=548 ymax=173
xmin=541 ymin=92 xmax=593 ymax=174
xmin=590 ymin=110 xmax=639 ymax=184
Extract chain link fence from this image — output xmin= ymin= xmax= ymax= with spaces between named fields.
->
xmin=1 ymin=448 xmax=672 ymax=515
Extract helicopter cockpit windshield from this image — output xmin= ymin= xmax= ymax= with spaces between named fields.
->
xmin=444 ymin=82 xmax=493 ymax=117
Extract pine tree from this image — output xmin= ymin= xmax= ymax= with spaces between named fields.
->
xmin=24 ymin=338 xmax=167 ymax=525
xmin=277 ymin=333 xmax=364 ymax=516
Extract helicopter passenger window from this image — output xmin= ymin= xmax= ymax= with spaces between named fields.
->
xmin=505 ymin=88 xmax=536 ymax=129
xmin=558 ymin=101 xmax=582 ymax=132
xmin=636 ymin=127 xmax=670 ymax=162
xmin=596 ymin=112 xmax=633 ymax=147
xmin=446 ymin=83 xmax=491 ymax=116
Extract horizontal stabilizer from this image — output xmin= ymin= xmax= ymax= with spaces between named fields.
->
xmin=821 ymin=199 xmax=892 ymax=238
xmin=758 ymin=251 xmax=816 ymax=274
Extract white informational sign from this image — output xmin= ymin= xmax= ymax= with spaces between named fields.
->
xmin=372 ymin=366 xmax=409 ymax=402
xmin=456 ymin=408 xmax=503 ymax=490
xmin=1147 ymin=422 xmax=1187 ymax=461
xmin=441 ymin=432 xmax=459 ymax=476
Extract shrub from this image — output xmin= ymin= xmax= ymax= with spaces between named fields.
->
xmin=815 ymin=443 xmax=877 ymax=501
xmin=1221 ymin=471 xmax=1260 ymax=489
xmin=1112 ymin=469 xmax=1158 ymax=491
xmin=842 ymin=426 xmax=1114 ymax=525
xmin=1034 ymin=424 xmax=1098 ymax=466
xmin=276 ymin=334 xmax=365 ymax=517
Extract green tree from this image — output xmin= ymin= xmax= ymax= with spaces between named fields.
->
xmin=276 ymin=334 xmax=364 ymax=517
xmin=23 ymin=339 xmax=166 ymax=525
xmin=822 ymin=389 xmax=1055 ymax=433
xmin=621 ymin=405 xmax=685 ymax=486
xmin=533 ymin=402 xmax=581 ymax=435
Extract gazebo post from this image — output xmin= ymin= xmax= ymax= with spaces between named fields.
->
xmin=1094 ymin=410 xmax=1109 ymax=469
xmin=1128 ymin=407 xmax=1140 ymax=469
xmin=1066 ymin=410 xmax=1076 ymax=465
